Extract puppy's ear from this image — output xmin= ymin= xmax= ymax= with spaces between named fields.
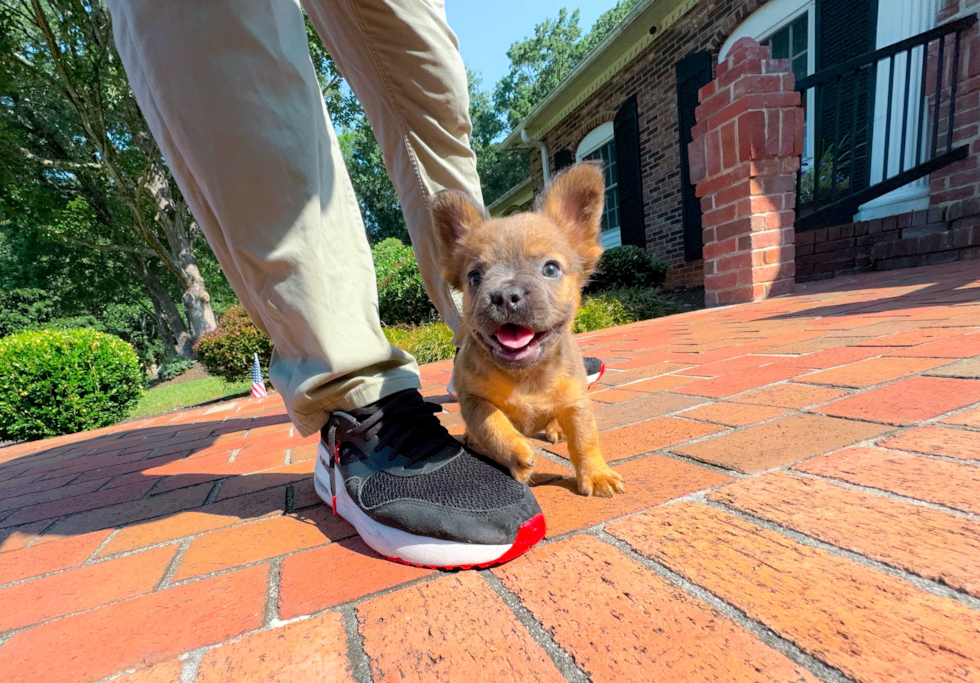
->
xmin=538 ymin=162 xmax=605 ymax=275
xmin=431 ymin=190 xmax=485 ymax=289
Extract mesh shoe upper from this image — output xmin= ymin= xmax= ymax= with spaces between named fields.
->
xmin=322 ymin=390 xmax=540 ymax=545
xmin=584 ymin=356 xmax=603 ymax=376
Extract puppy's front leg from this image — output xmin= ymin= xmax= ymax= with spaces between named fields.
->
xmin=556 ymin=399 xmax=624 ymax=497
xmin=460 ymin=396 xmax=536 ymax=483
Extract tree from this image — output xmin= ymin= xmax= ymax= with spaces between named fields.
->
xmin=0 ymin=0 xmax=216 ymax=356
xmin=468 ymin=70 xmax=528 ymax=205
xmin=493 ymin=1 xmax=641 ymax=129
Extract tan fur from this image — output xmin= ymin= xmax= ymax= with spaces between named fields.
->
xmin=431 ymin=164 xmax=624 ymax=497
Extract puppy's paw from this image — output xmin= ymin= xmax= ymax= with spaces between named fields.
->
xmin=510 ymin=462 xmax=535 ymax=484
xmin=577 ymin=466 xmax=625 ymax=498
xmin=543 ymin=420 xmax=564 ymax=444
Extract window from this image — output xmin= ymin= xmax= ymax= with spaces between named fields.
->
xmin=762 ymin=12 xmax=809 ymax=84
xmin=721 ymin=0 xmax=816 ymax=164
xmin=576 ymin=122 xmax=621 ymax=248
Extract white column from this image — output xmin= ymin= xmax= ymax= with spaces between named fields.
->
xmin=857 ymin=0 xmax=938 ymax=220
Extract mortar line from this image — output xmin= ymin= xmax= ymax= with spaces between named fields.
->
xmin=479 ymin=571 xmax=590 ymax=683
xmin=699 ymin=496 xmax=980 ymax=611
xmin=593 ymin=530 xmax=854 ymax=683
xmin=340 ymin=605 xmax=374 ymax=683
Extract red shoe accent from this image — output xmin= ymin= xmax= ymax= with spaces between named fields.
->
xmin=590 ymin=361 xmax=606 ymax=386
xmin=375 ymin=513 xmax=547 ymax=571
xmin=331 ymin=494 xmax=337 ymax=515
xmin=334 ymin=442 xmax=340 ymax=464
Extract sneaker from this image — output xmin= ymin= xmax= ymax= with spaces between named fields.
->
xmin=447 ymin=353 xmax=605 ymax=398
xmin=584 ymin=357 xmax=605 ymax=385
xmin=314 ymin=389 xmax=545 ymax=569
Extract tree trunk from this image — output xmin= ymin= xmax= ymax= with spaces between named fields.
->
xmin=129 ymin=254 xmax=195 ymax=358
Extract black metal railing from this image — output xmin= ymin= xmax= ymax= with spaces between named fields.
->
xmin=795 ymin=14 xmax=978 ymax=230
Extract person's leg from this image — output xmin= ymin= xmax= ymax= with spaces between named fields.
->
xmin=302 ymin=0 xmax=480 ymax=339
xmin=108 ymin=0 xmax=545 ymax=568
xmin=108 ymin=0 xmax=420 ymax=436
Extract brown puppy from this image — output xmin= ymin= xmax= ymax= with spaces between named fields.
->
xmin=431 ymin=163 xmax=624 ymax=497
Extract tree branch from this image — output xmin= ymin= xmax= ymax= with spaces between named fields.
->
xmin=10 ymin=144 xmax=102 ymax=171
xmin=38 ymin=227 xmax=156 ymax=256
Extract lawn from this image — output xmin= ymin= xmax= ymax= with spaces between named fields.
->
xmin=131 ymin=376 xmax=251 ymax=418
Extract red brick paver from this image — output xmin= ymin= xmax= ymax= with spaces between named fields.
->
xmin=2 ymin=263 xmax=980 ymax=681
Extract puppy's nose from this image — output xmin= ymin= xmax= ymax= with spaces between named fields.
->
xmin=491 ymin=286 xmax=526 ymax=312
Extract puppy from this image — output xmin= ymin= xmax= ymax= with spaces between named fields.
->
xmin=431 ymin=163 xmax=625 ymax=497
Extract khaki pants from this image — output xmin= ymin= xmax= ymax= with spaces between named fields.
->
xmin=108 ymin=0 xmax=480 ymax=435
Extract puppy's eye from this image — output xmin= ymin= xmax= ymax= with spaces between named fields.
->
xmin=542 ymin=261 xmax=562 ymax=279
xmin=468 ymin=270 xmax=483 ymax=287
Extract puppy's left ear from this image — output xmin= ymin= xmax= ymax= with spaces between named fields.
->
xmin=539 ymin=162 xmax=605 ymax=275
xmin=431 ymin=190 xmax=485 ymax=289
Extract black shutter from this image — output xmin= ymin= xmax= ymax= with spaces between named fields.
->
xmin=613 ymin=96 xmax=646 ymax=248
xmin=815 ymin=0 xmax=879 ymax=197
xmin=554 ymin=149 xmax=574 ymax=172
xmin=815 ymin=0 xmax=878 ymax=70
xmin=676 ymin=50 xmax=713 ymax=262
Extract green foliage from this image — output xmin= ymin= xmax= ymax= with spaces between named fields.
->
xmin=194 ymin=306 xmax=274 ymax=383
xmin=372 ymin=238 xmax=437 ymax=325
xmin=0 ymin=288 xmax=56 ymax=337
xmin=586 ymin=246 xmax=669 ymax=293
xmin=493 ymin=1 xmax=641 ymax=128
xmin=573 ymin=287 xmax=677 ymax=333
xmin=36 ymin=304 xmax=164 ymax=370
xmin=0 ymin=328 xmax=144 ymax=442
xmin=157 ymin=356 xmax=196 ymax=382
xmin=467 ymin=70 xmax=530 ymax=206
xmin=339 ymin=126 xmax=410 ymax=244
xmin=383 ymin=323 xmax=456 ymax=364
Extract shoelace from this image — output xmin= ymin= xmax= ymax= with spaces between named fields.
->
xmin=324 ymin=390 xmax=458 ymax=468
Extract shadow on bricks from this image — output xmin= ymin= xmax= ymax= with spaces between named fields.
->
xmin=0 ymin=415 xmax=351 ymax=544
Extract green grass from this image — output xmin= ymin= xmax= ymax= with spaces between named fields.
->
xmin=131 ymin=376 xmax=251 ymax=418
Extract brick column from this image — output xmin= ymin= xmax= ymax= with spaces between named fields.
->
xmin=688 ymin=38 xmax=805 ymax=307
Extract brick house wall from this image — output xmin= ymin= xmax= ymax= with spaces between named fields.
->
xmin=526 ymin=0 xmax=767 ymax=290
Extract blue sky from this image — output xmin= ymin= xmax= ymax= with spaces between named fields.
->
xmin=446 ymin=0 xmax=622 ymax=90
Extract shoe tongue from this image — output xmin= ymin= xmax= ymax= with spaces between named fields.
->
xmin=496 ymin=324 xmax=535 ymax=349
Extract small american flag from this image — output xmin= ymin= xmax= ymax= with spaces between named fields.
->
xmin=251 ymin=353 xmax=267 ymax=398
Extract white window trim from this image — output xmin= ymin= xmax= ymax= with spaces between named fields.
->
xmin=575 ymin=122 xmax=621 ymax=248
xmin=720 ymin=0 xmax=815 ymax=61
xmin=575 ymin=121 xmax=615 ymax=161
xmin=721 ymin=0 xmax=816 ymax=168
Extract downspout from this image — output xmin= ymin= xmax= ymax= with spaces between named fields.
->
xmin=521 ymin=128 xmax=551 ymax=185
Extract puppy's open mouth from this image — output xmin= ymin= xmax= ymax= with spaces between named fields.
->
xmin=481 ymin=323 xmax=554 ymax=364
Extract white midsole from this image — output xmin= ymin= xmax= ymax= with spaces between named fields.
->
xmin=314 ymin=444 xmax=511 ymax=566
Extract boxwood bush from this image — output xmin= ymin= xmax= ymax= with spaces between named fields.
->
xmin=573 ymin=287 xmax=678 ymax=333
xmin=194 ymin=306 xmax=273 ymax=383
xmin=0 ymin=329 xmax=144 ymax=442
xmin=372 ymin=238 xmax=436 ymax=325
xmin=586 ymin=245 xmax=669 ymax=293
xmin=157 ymin=356 xmax=196 ymax=382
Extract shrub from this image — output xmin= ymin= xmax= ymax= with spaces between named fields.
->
xmin=0 ymin=329 xmax=144 ymax=442
xmin=194 ymin=306 xmax=273 ymax=382
xmin=372 ymin=238 xmax=436 ymax=325
xmin=383 ymin=323 xmax=456 ymax=364
xmin=157 ymin=356 xmax=196 ymax=382
xmin=0 ymin=288 xmax=57 ymax=338
xmin=586 ymin=245 xmax=668 ymax=293
xmin=574 ymin=287 xmax=678 ymax=333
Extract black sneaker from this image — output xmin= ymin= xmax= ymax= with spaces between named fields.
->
xmin=448 ymin=354 xmax=605 ymax=397
xmin=584 ymin=357 xmax=605 ymax=385
xmin=314 ymin=389 xmax=545 ymax=569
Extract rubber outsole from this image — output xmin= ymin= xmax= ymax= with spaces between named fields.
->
xmin=586 ymin=361 xmax=606 ymax=386
xmin=313 ymin=447 xmax=546 ymax=570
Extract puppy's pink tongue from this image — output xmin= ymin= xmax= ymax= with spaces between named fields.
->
xmin=496 ymin=324 xmax=535 ymax=349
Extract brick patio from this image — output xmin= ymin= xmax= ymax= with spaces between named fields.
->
xmin=2 ymin=262 xmax=980 ymax=682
